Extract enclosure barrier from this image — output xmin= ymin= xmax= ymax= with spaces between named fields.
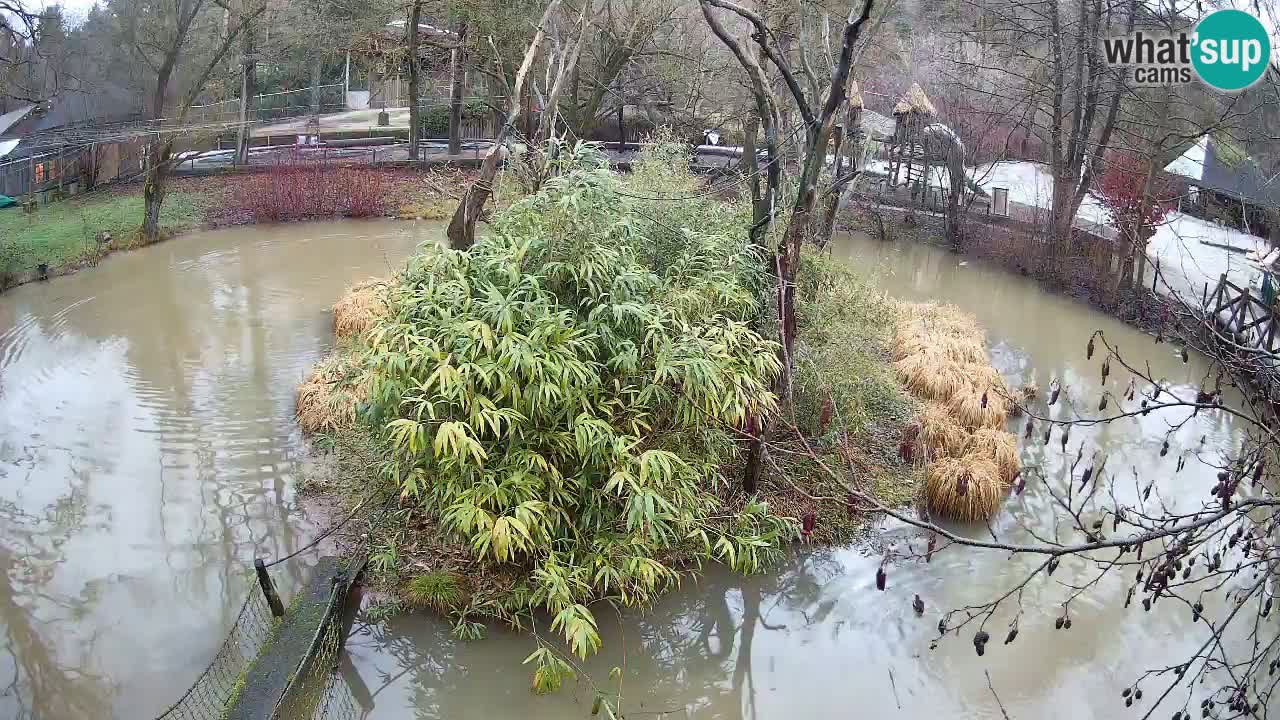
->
xmin=151 ymin=494 xmax=391 ymax=720
xmin=152 ymin=589 xmax=276 ymax=720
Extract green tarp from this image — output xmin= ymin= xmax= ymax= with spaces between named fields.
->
xmin=0 ymin=195 xmax=15 ymax=209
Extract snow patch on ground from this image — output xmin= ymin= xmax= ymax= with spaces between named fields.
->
xmin=1147 ymin=213 xmax=1270 ymax=300
xmin=972 ymin=160 xmax=1271 ymax=300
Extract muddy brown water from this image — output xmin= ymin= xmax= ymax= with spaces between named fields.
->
xmin=0 ymin=219 xmax=441 ymax=719
xmin=0 ymin=221 xmax=1252 ymax=719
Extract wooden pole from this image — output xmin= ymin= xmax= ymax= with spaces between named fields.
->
xmin=255 ymin=558 xmax=286 ymax=617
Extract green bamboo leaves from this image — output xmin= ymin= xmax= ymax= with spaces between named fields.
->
xmin=364 ymin=140 xmax=791 ymax=666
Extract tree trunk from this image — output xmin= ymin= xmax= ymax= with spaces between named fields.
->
xmin=819 ymin=126 xmax=851 ymax=247
xmin=142 ymin=138 xmax=174 ymax=242
xmin=447 ymin=0 xmax=560 ymax=250
xmin=235 ymin=24 xmax=256 ymax=166
xmin=447 ymin=24 xmax=468 ymax=155
xmin=407 ymin=0 xmax=422 ymax=161
xmin=310 ymin=53 xmax=323 ymax=115
xmin=742 ymin=114 xmax=760 ymax=212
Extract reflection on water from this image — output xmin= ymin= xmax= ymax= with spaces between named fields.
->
xmin=0 ymin=219 xmax=441 ymax=719
xmin=343 ymin=232 xmax=1249 ymax=719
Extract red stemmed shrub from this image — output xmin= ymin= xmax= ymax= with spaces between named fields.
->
xmin=230 ymin=152 xmax=387 ymax=223
xmin=1096 ymin=149 xmax=1174 ymax=242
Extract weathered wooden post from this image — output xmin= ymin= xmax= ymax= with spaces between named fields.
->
xmin=255 ymin=558 xmax=286 ymax=617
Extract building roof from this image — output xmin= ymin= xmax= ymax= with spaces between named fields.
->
xmin=862 ymin=109 xmax=895 ymax=141
xmin=0 ymin=105 xmax=34 ymax=135
xmin=893 ymin=83 xmax=936 ymax=116
xmin=1164 ymin=134 xmax=1280 ymax=209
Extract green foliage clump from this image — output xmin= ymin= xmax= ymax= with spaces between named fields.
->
xmin=405 ymin=571 xmax=465 ymax=612
xmin=778 ymin=250 xmax=921 ymax=536
xmin=794 ymin=251 xmax=915 ymax=441
xmin=363 ymin=141 xmax=793 ymax=659
xmin=420 ymin=100 xmax=490 ymax=137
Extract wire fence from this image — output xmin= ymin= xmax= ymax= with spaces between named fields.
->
xmin=149 ymin=489 xmax=393 ymax=720
xmin=273 ymin=553 xmax=369 ymax=720
xmin=187 ymin=85 xmax=347 ymax=125
xmin=153 ymin=588 xmax=276 ymax=720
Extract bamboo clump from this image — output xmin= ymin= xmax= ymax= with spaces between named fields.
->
xmin=893 ymin=303 xmax=1020 ymax=521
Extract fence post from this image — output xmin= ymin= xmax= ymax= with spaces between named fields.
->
xmin=255 ymin=558 xmax=286 ymax=617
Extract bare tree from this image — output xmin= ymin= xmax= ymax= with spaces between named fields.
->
xmin=408 ymin=0 xmax=424 ymax=160
xmin=134 ymin=0 xmax=265 ymax=241
xmin=446 ymin=0 xmax=569 ymax=249
xmin=948 ymin=0 xmax=1135 ymax=275
xmin=699 ymin=0 xmax=875 ymax=493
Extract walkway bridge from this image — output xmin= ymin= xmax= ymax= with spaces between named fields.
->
xmin=153 ymin=502 xmax=384 ymax=720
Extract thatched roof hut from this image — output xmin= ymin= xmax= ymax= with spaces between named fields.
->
xmin=848 ymin=80 xmax=864 ymax=110
xmin=893 ymin=83 xmax=936 ymax=116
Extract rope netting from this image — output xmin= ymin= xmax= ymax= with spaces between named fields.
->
xmin=154 ymin=492 xmax=390 ymax=720
xmin=154 ymin=588 xmax=275 ymax=720
xmin=274 ymin=586 xmax=364 ymax=720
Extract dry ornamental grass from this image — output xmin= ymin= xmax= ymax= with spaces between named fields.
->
xmin=333 ymin=278 xmax=391 ymax=341
xmin=892 ymin=303 xmax=1020 ymax=521
xmin=296 ymin=356 xmax=371 ymax=434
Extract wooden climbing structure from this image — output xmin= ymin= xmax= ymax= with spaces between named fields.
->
xmin=887 ymin=83 xmax=937 ymax=201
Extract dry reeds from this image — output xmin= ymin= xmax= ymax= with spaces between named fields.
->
xmin=947 ymin=387 xmax=1009 ymax=430
xmin=924 ymin=456 xmax=1005 ymax=522
xmin=296 ymin=355 xmax=372 ymax=434
xmin=893 ymin=302 xmax=1020 ymax=521
xmin=333 ymin=278 xmax=391 ymax=341
xmin=917 ymin=403 xmax=968 ymax=459
xmin=962 ymin=428 xmax=1020 ymax=482
xmin=893 ymin=82 xmax=937 ymax=116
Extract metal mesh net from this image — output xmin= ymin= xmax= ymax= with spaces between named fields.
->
xmin=154 ymin=588 xmax=275 ymax=720
xmin=277 ymin=611 xmax=362 ymax=720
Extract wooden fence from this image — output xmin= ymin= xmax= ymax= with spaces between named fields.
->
xmin=1203 ymin=273 xmax=1280 ymax=356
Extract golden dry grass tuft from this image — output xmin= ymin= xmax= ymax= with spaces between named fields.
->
xmin=295 ymin=355 xmax=372 ymax=434
xmin=893 ymin=302 xmax=1018 ymax=521
xmin=924 ymin=455 xmax=1005 ymax=522
xmin=333 ymin=278 xmax=391 ymax=341
xmin=961 ymin=427 xmax=1021 ymax=482
xmin=947 ymin=387 xmax=1009 ymax=430
xmin=916 ymin=403 xmax=968 ymax=459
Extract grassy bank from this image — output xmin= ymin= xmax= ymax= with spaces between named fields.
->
xmin=0 ymin=166 xmax=471 ymax=293
xmin=0 ymin=191 xmax=203 ymax=287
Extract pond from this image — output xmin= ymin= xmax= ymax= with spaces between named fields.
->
xmin=0 ymin=220 xmax=1247 ymax=719
xmin=0 ymin=219 xmax=440 ymax=719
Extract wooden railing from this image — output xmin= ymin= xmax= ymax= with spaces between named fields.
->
xmin=1204 ymin=273 xmax=1280 ymax=355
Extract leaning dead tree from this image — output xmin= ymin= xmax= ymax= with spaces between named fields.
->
xmin=446 ymin=0 xmax=590 ymax=250
xmin=698 ymin=0 xmax=874 ymax=493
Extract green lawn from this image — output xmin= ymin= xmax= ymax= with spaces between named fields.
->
xmin=0 ymin=191 xmax=202 ymax=283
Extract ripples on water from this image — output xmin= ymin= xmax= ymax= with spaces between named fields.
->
xmin=0 ymin=219 xmax=441 ymax=719
xmin=0 ymin=220 xmax=1253 ymax=720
